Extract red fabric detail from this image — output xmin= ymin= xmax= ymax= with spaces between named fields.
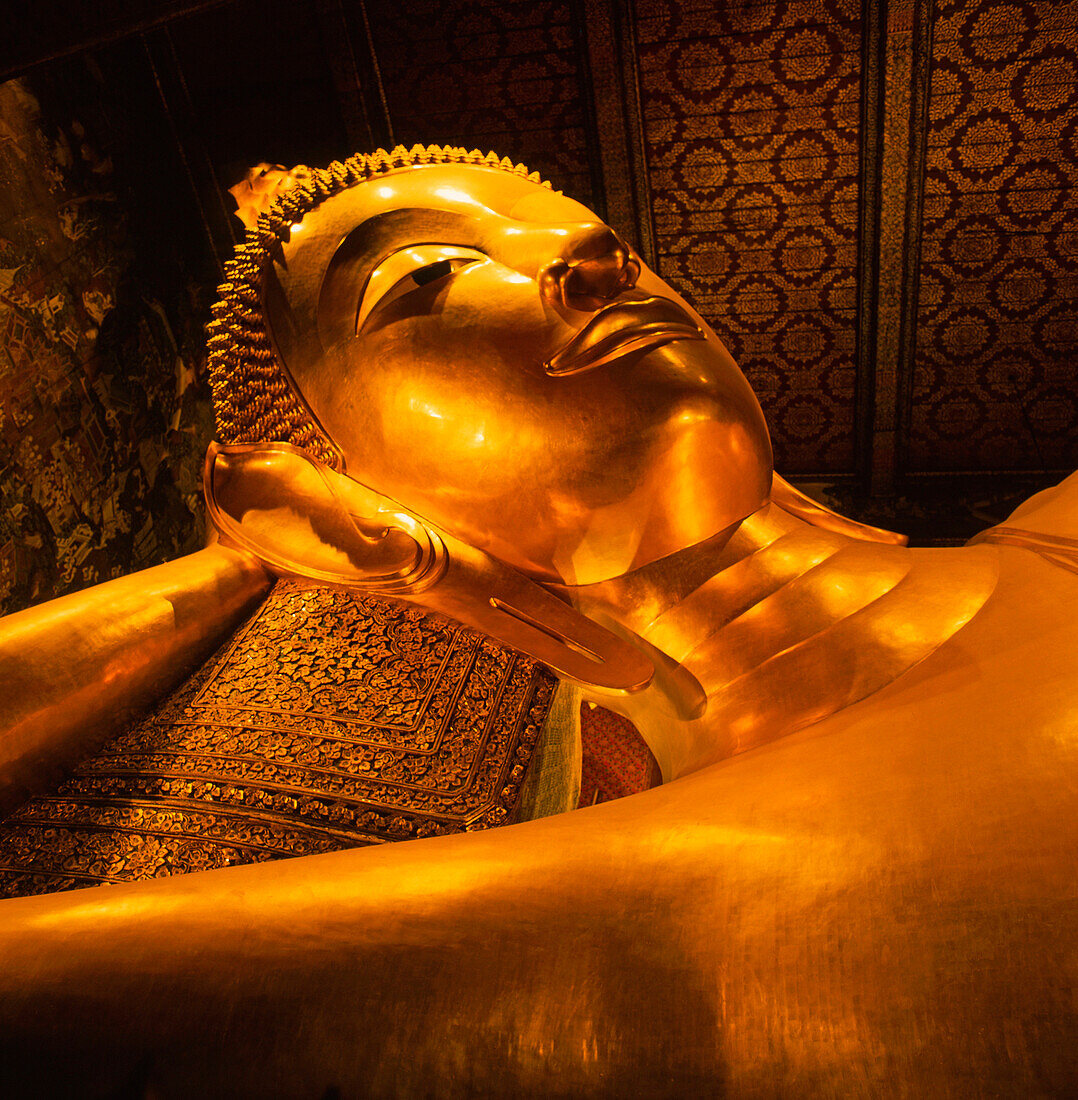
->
xmin=578 ymin=704 xmax=661 ymax=808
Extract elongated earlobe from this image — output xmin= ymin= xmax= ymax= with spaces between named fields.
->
xmin=203 ymin=442 xmax=653 ymax=694
xmin=203 ymin=440 xmax=444 ymax=592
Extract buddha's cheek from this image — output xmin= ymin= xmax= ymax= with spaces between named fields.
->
xmin=530 ymin=378 xmax=773 ymax=582
xmin=313 ymin=336 xmax=772 ymax=585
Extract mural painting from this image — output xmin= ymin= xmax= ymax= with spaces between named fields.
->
xmin=0 ymin=72 xmax=211 ymax=617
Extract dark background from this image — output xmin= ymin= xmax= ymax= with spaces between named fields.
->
xmin=1 ymin=0 xmax=1076 ymax=614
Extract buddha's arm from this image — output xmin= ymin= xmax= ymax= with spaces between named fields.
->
xmin=5 ymin=783 xmax=719 ymax=1097
xmin=0 ymin=545 xmax=271 ymax=815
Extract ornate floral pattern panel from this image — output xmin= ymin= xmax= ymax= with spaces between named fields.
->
xmin=634 ymin=0 xmax=864 ymax=474
xmin=0 ymin=582 xmax=554 ymax=899
xmin=911 ymin=0 xmax=1078 ymax=472
xmin=366 ymin=0 xmax=596 ymax=207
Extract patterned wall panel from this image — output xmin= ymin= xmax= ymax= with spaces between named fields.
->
xmin=366 ymin=0 xmax=596 ymax=207
xmin=634 ymin=0 xmax=864 ymax=474
xmin=911 ymin=0 xmax=1078 ymax=472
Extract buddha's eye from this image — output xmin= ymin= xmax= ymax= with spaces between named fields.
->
xmin=357 ymin=246 xmax=486 ymax=333
xmin=412 ymin=258 xmax=455 ymax=286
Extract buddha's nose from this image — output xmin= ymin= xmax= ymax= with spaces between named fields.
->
xmin=538 ymin=223 xmax=640 ymax=311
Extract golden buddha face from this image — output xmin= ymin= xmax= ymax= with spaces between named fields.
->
xmin=265 ymin=163 xmax=772 ymax=585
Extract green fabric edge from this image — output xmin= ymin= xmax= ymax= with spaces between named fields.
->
xmin=511 ymin=678 xmax=582 ymax=822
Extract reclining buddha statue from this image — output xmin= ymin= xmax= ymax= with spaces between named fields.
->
xmin=0 ymin=145 xmax=1076 ymax=1096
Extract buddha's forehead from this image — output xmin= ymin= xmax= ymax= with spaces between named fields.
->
xmin=302 ymin=162 xmax=599 ymax=233
xmin=282 ymin=165 xmax=600 ymax=273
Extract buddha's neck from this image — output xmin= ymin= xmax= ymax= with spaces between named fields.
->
xmin=555 ymin=504 xmax=998 ymax=780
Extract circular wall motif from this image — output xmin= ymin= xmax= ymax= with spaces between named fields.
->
xmin=721 ymin=273 xmax=790 ymax=332
xmin=821 ymin=272 xmax=857 ymax=316
xmin=718 ymin=87 xmax=788 ymax=149
xmin=819 ymin=358 xmax=857 ymax=402
xmin=933 ymin=0 xmax=973 ymax=16
xmin=772 ymin=392 xmax=834 ymax=443
xmin=771 ymin=227 xmax=835 ymax=287
xmin=719 ymin=183 xmax=787 ymax=243
xmin=740 ymin=359 xmax=788 ymax=400
xmin=940 ymin=215 xmax=1006 ymax=276
xmin=669 ymin=139 xmax=735 ymax=192
xmin=717 ymin=329 xmax=745 ymax=362
xmin=1010 ymin=48 xmax=1078 ymax=121
xmin=668 ymin=40 xmax=731 ymax=105
xmin=916 ymin=264 xmax=955 ymax=323
xmin=1061 ymin=115 xmax=1078 ymax=165
xmin=930 ymin=60 xmax=974 ymax=131
xmin=926 ymin=389 xmax=989 ymax=440
xmin=768 ymin=26 xmax=845 ymax=92
xmin=821 ymin=177 xmax=859 ymax=240
xmin=776 ymin=314 xmax=835 ymax=363
xmin=958 ymin=2 xmax=1037 ymax=69
xmin=921 ymin=168 xmax=961 ymax=231
xmin=933 ymin=306 xmax=997 ymax=359
xmin=947 ymin=109 xmax=1022 ymax=183
xmin=670 ymin=241 xmax=742 ymax=293
xmin=821 ymin=72 xmax=860 ymax=133
xmin=999 ymin=160 xmax=1068 ymax=231
xmin=715 ymin=0 xmax=790 ymax=36
xmin=1046 ymin=219 xmax=1078 ymax=272
xmin=1035 ymin=301 xmax=1078 ymax=348
xmin=447 ymin=2 xmax=508 ymax=59
xmin=910 ymin=357 xmax=950 ymax=400
xmin=986 ymin=261 xmax=1053 ymax=318
xmin=975 ymin=347 xmax=1045 ymax=398
xmin=1027 ymin=385 xmax=1078 ymax=436
xmin=772 ymin=131 xmax=840 ymax=195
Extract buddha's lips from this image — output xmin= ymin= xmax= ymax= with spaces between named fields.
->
xmin=544 ymin=295 xmax=705 ymax=377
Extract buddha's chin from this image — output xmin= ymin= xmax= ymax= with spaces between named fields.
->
xmin=518 ymin=413 xmax=771 ymax=587
xmin=482 ymin=358 xmax=771 ymax=585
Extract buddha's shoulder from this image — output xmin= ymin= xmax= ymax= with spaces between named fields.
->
xmin=913 ymin=473 xmax=1078 ymax=707
xmin=966 ymin=471 xmax=1078 ymax=577
xmin=987 ymin=471 xmax=1078 ymax=541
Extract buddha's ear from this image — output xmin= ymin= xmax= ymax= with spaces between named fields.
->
xmin=203 ymin=441 xmax=443 ymax=592
xmin=203 ymin=442 xmax=653 ymax=695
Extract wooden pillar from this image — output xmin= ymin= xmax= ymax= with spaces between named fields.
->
xmin=858 ymin=0 xmax=935 ymax=495
xmin=575 ymin=0 xmax=657 ymax=270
